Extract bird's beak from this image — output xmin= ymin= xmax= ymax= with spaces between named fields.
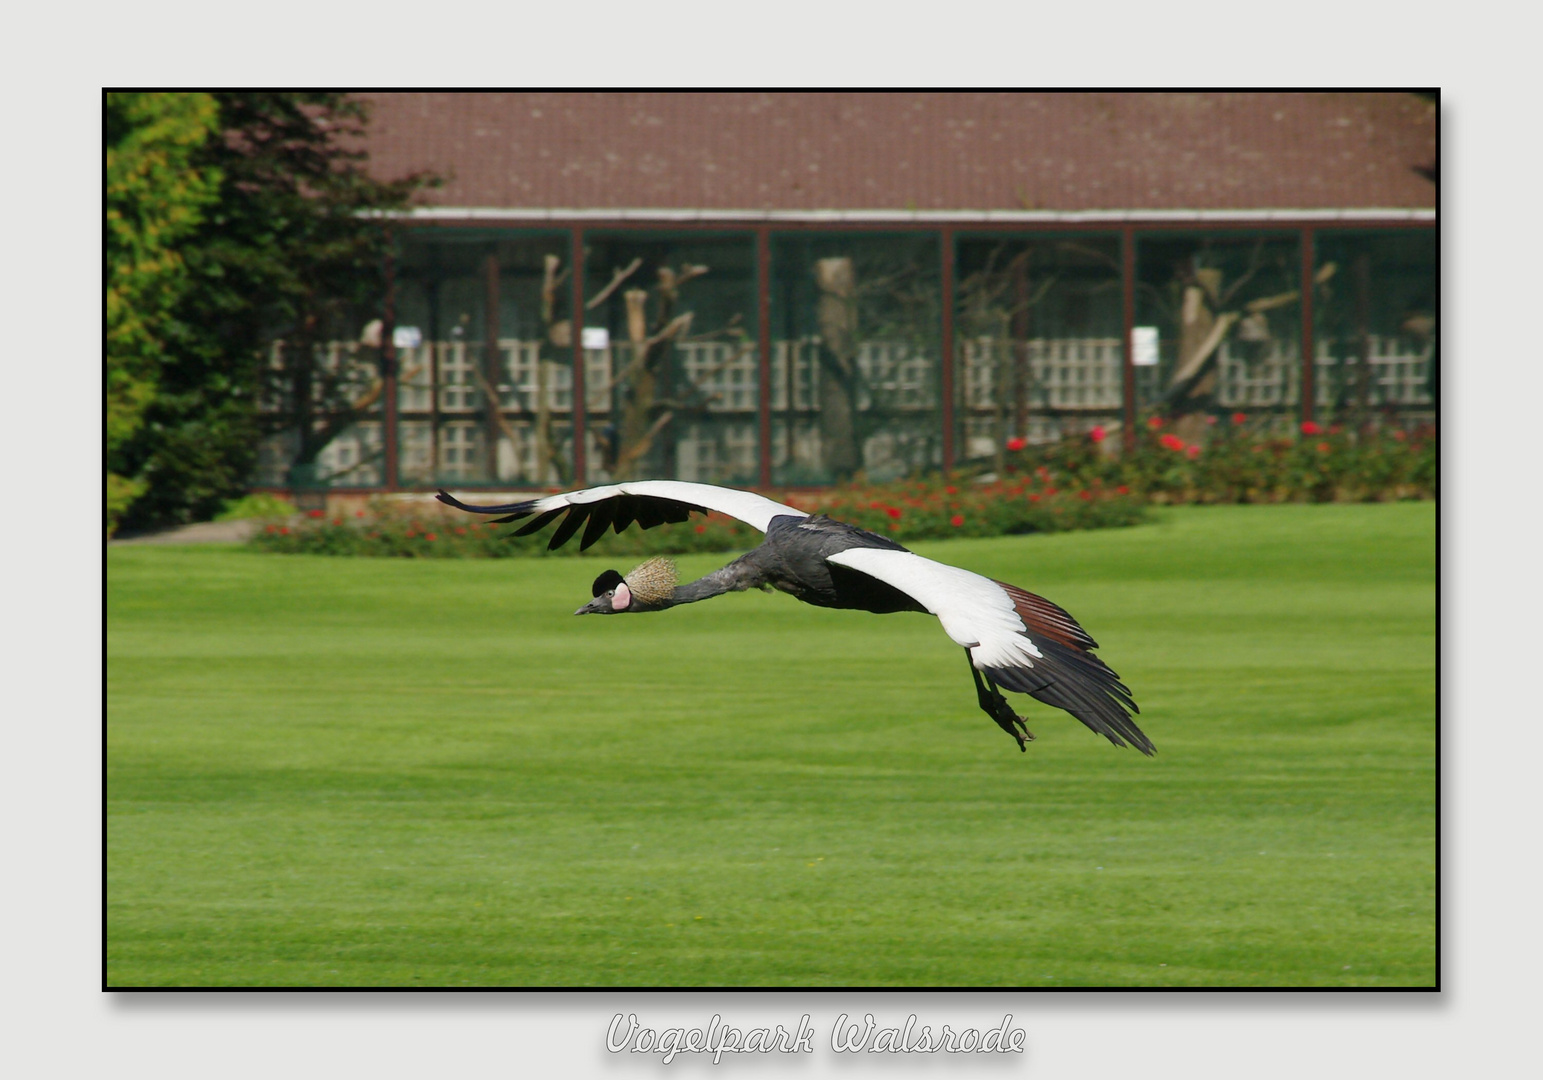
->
xmin=574 ymin=598 xmax=605 ymax=616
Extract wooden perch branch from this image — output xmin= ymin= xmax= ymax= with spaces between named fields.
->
xmin=541 ymin=254 xmax=571 ymax=323
xmin=585 ymin=258 xmax=642 ymax=310
xmin=677 ymin=263 xmax=709 ymax=285
xmin=1244 ymin=290 xmax=1300 ymax=314
xmin=692 ymin=340 xmax=753 ymax=382
xmin=1169 ymin=311 xmax=1239 ymax=387
xmin=1218 ymin=240 xmax=1267 ymax=306
xmin=624 ymin=289 xmax=649 ymax=348
xmin=645 ymin=312 xmax=694 ymax=352
xmin=603 ymin=313 xmax=696 ymax=396
xmin=680 ymin=314 xmax=744 ymax=343
xmin=344 ymin=357 xmax=427 ymax=414
xmin=472 ymin=369 xmax=524 ymax=448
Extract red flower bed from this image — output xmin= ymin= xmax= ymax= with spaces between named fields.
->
xmin=248 ymin=417 xmax=1433 ymax=560
xmin=995 ymin=415 xmax=1435 ymax=505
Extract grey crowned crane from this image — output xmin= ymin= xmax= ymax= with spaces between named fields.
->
xmin=437 ymin=482 xmax=1151 ymax=755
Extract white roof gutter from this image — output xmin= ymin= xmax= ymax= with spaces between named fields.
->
xmin=382 ymin=206 xmax=1435 ymax=224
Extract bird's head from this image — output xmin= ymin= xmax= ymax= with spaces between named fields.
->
xmin=574 ymin=558 xmax=677 ymax=615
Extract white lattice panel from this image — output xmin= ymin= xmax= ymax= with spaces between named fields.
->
xmin=855 ymin=341 xmax=936 ymax=409
xmin=960 ymin=337 xmax=1122 ymax=410
xmin=316 ymin=422 xmax=382 ymax=486
xmin=397 ymin=420 xmax=433 ymax=484
xmin=1314 ymin=337 xmax=1434 ymax=406
xmin=770 ymin=339 xmax=819 ymax=411
xmin=674 ymin=422 xmax=759 ymax=482
xmin=769 ymin=337 xmax=938 ymax=412
xmin=585 ymin=347 xmax=612 ymax=414
xmin=438 ymin=421 xmax=481 ymax=479
xmin=678 ymin=341 xmax=759 ymax=412
xmin=1216 ymin=340 xmax=1299 ymax=407
xmin=963 ymin=414 xmax=1067 ymax=458
xmin=436 ymin=342 xmax=481 ymax=412
xmin=391 ymin=343 xmax=431 ymax=411
xmin=499 ymin=338 xmax=573 ymax=412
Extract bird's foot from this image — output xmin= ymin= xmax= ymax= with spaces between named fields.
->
xmin=982 ymin=694 xmax=1035 ymax=752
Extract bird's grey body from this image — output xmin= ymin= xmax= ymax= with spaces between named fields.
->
xmin=438 ymin=482 xmax=1151 ymax=755
xmin=672 ymin=515 xmax=926 ymax=615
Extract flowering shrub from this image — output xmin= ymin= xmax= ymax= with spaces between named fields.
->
xmin=1004 ymin=417 xmax=1436 ymax=504
xmin=248 ymin=504 xmax=763 ymax=559
xmin=794 ymin=477 xmax=1144 ymax=542
xmin=249 ymin=479 xmax=1146 ymax=558
xmin=247 ymin=418 xmax=1432 ymax=559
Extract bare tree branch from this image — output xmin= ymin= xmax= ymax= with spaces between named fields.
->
xmin=1168 ymin=311 xmax=1240 ymax=388
xmin=1054 ymin=240 xmax=1123 ymax=272
xmin=585 ymin=257 xmax=642 ymax=310
xmin=1218 ymin=240 xmax=1267 ymax=306
xmin=675 ymin=263 xmax=710 ymax=288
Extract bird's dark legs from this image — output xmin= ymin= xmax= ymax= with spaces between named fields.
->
xmin=965 ymin=648 xmax=1035 ymax=752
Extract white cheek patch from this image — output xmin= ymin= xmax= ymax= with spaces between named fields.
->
xmin=612 ymin=582 xmax=631 ymax=610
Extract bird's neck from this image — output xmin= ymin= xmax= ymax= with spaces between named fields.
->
xmin=640 ymin=560 xmax=762 ymax=610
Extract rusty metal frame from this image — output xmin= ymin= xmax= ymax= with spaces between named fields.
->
xmin=571 ymin=227 xmax=587 ymax=483
xmin=940 ymin=225 xmax=956 ymax=472
xmin=1300 ymin=225 xmax=1317 ymax=426
xmin=482 ymin=252 xmax=502 ymax=480
xmin=381 ymin=232 xmax=399 ymax=489
xmin=756 ymin=226 xmax=773 ymax=487
xmin=1122 ymin=226 xmax=1137 ymax=452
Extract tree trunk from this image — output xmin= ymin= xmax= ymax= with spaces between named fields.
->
xmin=815 ymin=257 xmax=859 ymax=480
xmin=615 ymin=287 xmax=659 ymax=479
xmin=1170 ymin=269 xmax=1224 ymax=446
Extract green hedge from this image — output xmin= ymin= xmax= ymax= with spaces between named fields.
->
xmin=245 ymin=418 xmax=1432 ymax=559
xmin=1016 ymin=416 xmax=1436 ymax=504
xmin=247 ymin=481 xmax=1146 ymax=559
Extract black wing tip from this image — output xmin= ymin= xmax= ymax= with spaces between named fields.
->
xmin=983 ymin=655 xmax=1153 ymax=756
xmin=1079 ymin=711 xmax=1156 ymax=756
xmin=435 ymin=489 xmax=540 ymax=518
xmin=1110 ymin=727 xmax=1157 ymax=756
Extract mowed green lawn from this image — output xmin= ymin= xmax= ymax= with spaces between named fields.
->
xmin=107 ymin=503 xmax=1435 ymax=987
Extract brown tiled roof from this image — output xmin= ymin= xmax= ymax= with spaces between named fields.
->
xmin=360 ymin=92 xmax=1435 ymax=214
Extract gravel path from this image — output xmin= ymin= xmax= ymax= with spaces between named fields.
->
xmin=109 ymin=520 xmax=263 ymax=545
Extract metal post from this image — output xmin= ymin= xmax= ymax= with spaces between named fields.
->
xmin=427 ymin=277 xmax=440 ymax=484
xmin=757 ymin=226 xmax=772 ymax=489
xmin=1300 ymin=226 xmax=1316 ymax=426
xmin=382 ymin=232 xmax=399 ymax=490
xmin=571 ymin=228 xmax=587 ymax=483
xmin=483 ymin=252 xmax=501 ymax=481
xmin=1121 ymin=226 xmax=1137 ymax=452
xmin=940 ymin=226 xmax=955 ymax=473
xmin=1009 ymin=250 xmax=1031 ymax=443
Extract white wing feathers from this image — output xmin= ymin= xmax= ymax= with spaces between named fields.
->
xmin=435 ymin=481 xmax=806 ymax=552
xmin=825 ymin=548 xmax=1042 ymax=671
xmin=533 ymin=481 xmax=804 ymax=533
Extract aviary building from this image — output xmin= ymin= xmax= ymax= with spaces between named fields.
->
xmin=258 ymin=92 xmax=1436 ymax=494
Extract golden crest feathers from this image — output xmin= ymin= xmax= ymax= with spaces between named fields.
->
xmin=623 ymin=556 xmax=678 ymax=605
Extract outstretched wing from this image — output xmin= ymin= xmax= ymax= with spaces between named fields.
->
xmin=436 ymin=481 xmax=806 ymax=552
xmin=825 ymin=548 xmax=1151 ymax=754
